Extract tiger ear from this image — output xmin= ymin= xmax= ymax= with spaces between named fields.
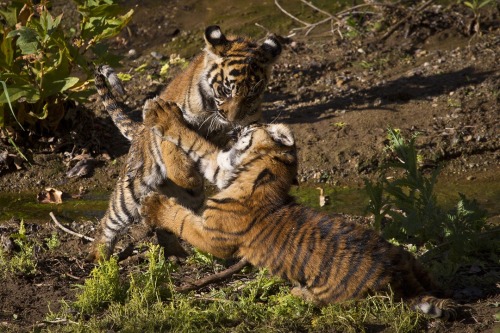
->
xmin=268 ymin=124 xmax=294 ymax=146
xmin=259 ymin=35 xmax=282 ymax=63
xmin=204 ymin=25 xmax=228 ymax=56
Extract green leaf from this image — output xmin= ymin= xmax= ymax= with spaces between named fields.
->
xmin=0 ymin=7 xmax=18 ymax=27
xmin=0 ymin=80 xmax=26 ymax=130
xmin=463 ymin=1 xmax=474 ymax=8
xmin=41 ymin=77 xmax=80 ymax=98
xmin=7 ymin=27 xmax=40 ymax=55
xmin=0 ymin=83 xmax=39 ymax=104
xmin=0 ymin=31 xmax=15 ymax=67
xmin=478 ymin=0 xmax=494 ymax=8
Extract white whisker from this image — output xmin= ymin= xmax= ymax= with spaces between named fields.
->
xmin=270 ymin=108 xmax=284 ymax=124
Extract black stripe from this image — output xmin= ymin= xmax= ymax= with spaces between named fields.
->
xmin=228 ymin=68 xmax=242 ymax=77
xmin=349 ymin=262 xmax=379 ymax=299
xmin=287 ymin=224 xmax=310 ymax=285
xmin=186 ymin=138 xmax=198 ymax=156
xmin=118 ymin=186 xmax=134 ymax=220
xmin=246 ymin=205 xmax=285 ymax=248
xmin=208 ymin=63 xmax=218 ymax=74
xmin=179 ymin=214 xmax=187 ymax=237
xmin=128 ymin=179 xmax=141 ymax=204
xmin=226 ymin=59 xmax=248 ymax=66
xmin=272 ymin=155 xmax=297 ymax=166
xmin=204 ymin=205 xmax=242 ymax=214
xmin=252 ymin=169 xmax=276 ymax=193
xmin=207 ymin=197 xmax=239 ymax=204
xmin=270 ymin=207 xmax=308 ymax=277
xmin=311 ymin=222 xmax=355 ymax=288
xmin=202 ymin=216 xmax=260 ymax=236
xmin=212 ymin=165 xmax=220 ymax=182
xmin=106 ymin=216 xmax=123 ymax=231
xmin=210 ymin=236 xmax=231 ymax=242
xmin=318 ymin=229 xmax=374 ymax=299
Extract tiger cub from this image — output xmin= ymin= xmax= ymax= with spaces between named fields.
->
xmin=87 ymin=26 xmax=282 ymax=261
xmin=139 ymin=97 xmax=457 ymax=319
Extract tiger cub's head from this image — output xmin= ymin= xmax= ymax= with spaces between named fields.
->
xmin=203 ymin=26 xmax=282 ymax=127
xmin=219 ymin=123 xmax=298 ymax=188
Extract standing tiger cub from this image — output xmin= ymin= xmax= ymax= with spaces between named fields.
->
xmin=140 ymin=98 xmax=457 ymax=319
xmin=87 ymin=26 xmax=282 ymax=261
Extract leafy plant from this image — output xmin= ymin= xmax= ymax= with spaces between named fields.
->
xmin=186 ymin=247 xmax=216 ymax=267
xmin=73 ymin=249 xmax=125 ymax=314
xmin=0 ymin=220 xmax=37 ymax=276
xmin=364 ymin=128 xmax=492 ymax=268
xmin=462 ymin=0 xmax=495 ymax=34
xmin=367 ymin=129 xmax=443 ymax=245
xmin=0 ymin=0 xmax=133 ymax=132
xmin=127 ymin=244 xmax=174 ymax=304
xmin=44 ymin=231 xmax=60 ymax=250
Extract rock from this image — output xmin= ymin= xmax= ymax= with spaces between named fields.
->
xmin=128 ymin=49 xmax=137 ymax=58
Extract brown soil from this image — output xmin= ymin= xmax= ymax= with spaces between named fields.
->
xmin=0 ymin=1 xmax=499 ymax=332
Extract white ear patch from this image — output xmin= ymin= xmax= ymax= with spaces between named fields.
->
xmin=264 ymin=38 xmax=277 ymax=49
xmin=210 ymin=29 xmax=222 ymax=40
xmin=268 ymin=124 xmax=295 ymax=146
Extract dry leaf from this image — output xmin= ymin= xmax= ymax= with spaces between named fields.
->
xmin=37 ymin=187 xmax=64 ymax=204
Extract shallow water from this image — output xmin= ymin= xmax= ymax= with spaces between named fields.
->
xmin=0 ymin=192 xmax=109 ymax=223
xmin=1 ymin=176 xmax=498 ymax=225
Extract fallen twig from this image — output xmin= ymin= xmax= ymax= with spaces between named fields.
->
xmin=379 ymin=0 xmax=435 ymax=41
xmin=175 ymin=258 xmax=250 ymax=293
xmin=49 ymin=212 xmax=94 ymax=242
xmin=336 ymin=2 xmax=400 ymax=17
xmin=274 ymin=0 xmax=310 ymax=27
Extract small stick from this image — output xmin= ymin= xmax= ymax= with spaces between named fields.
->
xmin=49 ymin=212 xmax=94 ymax=242
xmin=336 ymin=2 xmax=400 ymax=16
xmin=175 ymin=258 xmax=250 ymax=293
xmin=275 ymin=0 xmax=311 ymax=27
xmin=64 ymin=272 xmax=81 ymax=280
xmin=379 ymin=0 xmax=435 ymax=41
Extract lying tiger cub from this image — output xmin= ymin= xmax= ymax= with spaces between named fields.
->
xmin=140 ymin=97 xmax=457 ymax=319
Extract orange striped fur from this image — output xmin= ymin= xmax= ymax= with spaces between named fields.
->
xmin=87 ymin=26 xmax=281 ymax=261
xmin=140 ymin=98 xmax=457 ymax=319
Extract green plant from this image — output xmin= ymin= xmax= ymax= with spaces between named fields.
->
xmin=186 ymin=247 xmax=216 ymax=267
xmin=44 ymin=232 xmax=60 ymax=250
xmin=0 ymin=220 xmax=37 ymax=276
xmin=73 ymin=249 xmax=125 ymax=314
xmin=462 ymin=0 xmax=495 ymax=34
xmin=0 ymin=0 xmax=133 ymax=132
xmin=372 ymin=129 xmax=443 ymax=245
xmin=364 ymin=128 xmax=492 ymax=269
xmin=127 ymin=244 xmax=175 ymax=304
xmin=49 ymin=252 xmax=427 ymax=333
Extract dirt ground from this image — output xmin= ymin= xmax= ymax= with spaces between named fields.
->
xmin=0 ymin=0 xmax=499 ymax=332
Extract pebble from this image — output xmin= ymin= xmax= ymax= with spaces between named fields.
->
xmin=128 ymin=49 xmax=137 ymax=58
xmin=151 ymin=51 xmax=164 ymax=60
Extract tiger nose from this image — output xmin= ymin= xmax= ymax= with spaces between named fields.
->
xmin=220 ymin=99 xmax=241 ymax=121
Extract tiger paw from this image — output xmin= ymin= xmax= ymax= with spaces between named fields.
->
xmin=85 ymin=242 xmax=112 ymax=263
xmin=140 ymin=192 xmax=164 ymax=226
xmin=144 ymin=97 xmax=183 ymax=125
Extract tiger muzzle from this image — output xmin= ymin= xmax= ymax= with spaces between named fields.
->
xmin=219 ymin=97 xmax=245 ymax=122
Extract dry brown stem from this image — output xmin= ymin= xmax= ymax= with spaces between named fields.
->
xmin=175 ymin=258 xmax=250 ymax=293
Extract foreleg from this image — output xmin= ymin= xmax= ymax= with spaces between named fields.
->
xmin=141 ymin=192 xmax=237 ymax=258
